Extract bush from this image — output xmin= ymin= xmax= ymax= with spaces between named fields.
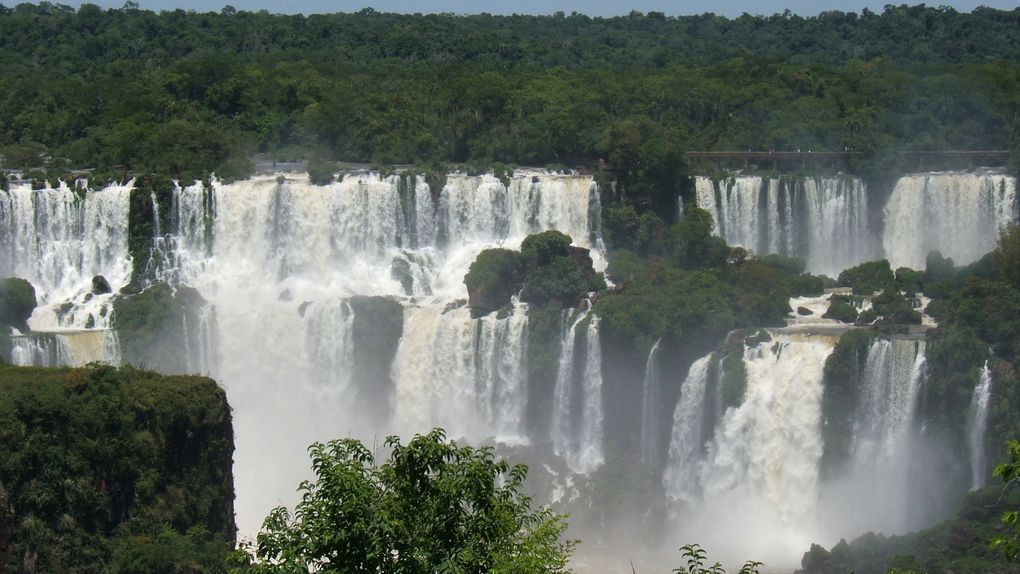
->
xmin=0 ymin=277 xmax=37 ymax=331
xmin=306 ymin=159 xmax=338 ymax=186
xmin=823 ymin=300 xmax=859 ymax=323
xmin=733 ymin=261 xmax=793 ymax=326
xmin=521 ymin=257 xmax=584 ymax=307
xmin=521 ymin=230 xmax=572 ymax=268
xmin=895 ymin=267 xmax=924 ymax=296
xmin=465 ymin=232 xmax=604 ymax=315
xmin=837 ymin=260 xmax=895 ymax=295
xmin=758 ymin=253 xmax=807 ymax=276
xmin=236 ymin=429 xmax=576 ymax=574
xmin=873 ymin=289 xmax=921 ymax=324
xmin=464 ymin=248 xmax=525 ymax=315
xmin=789 ymin=273 xmax=825 ymax=296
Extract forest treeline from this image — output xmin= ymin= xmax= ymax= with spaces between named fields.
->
xmin=0 ymin=3 xmax=1019 ymax=181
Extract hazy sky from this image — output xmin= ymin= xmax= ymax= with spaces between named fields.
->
xmin=35 ymin=0 xmax=1020 ymax=17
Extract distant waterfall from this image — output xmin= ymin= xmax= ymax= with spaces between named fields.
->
xmin=639 ymin=339 xmax=662 ymax=465
xmin=968 ymin=361 xmax=993 ymax=490
xmin=552 ymin=309 xmax=604 ymax=474
xmin=663 ymin=354 xmax=713 ymax=503
xmin=694 ymin=176 xmax=872 ymax=277
xmin=883 ymin=172 xmax=1018 ymax=269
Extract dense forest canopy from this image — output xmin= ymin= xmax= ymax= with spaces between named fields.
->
xmin=0 ymin=3 xmax=1019 ymax=180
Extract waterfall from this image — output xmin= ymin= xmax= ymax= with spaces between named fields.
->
xmin=140 ymin=170 xmax=603 ymax=534
xmin=674 ymin=333 xmax=836 ymax=565
xmin=694 ymin=176 xmax=871 ymax=277
xmin=551 ymin=309 xmax=604 ymax=473
xmin=639 ymin=339 xmax=662 ymax=465
xmin=883 ymin=171 xmax=1018 ymax=270
xmin=663 ymin=353 xmax=713 ymax=503
xmin=968 ymin=361 xmax=993 ymax=490
xmin=578 ymin=315 xmax=605 ymax=472
xmin=392 ymin=299 xmax=529 ymax=444
xmin=0 ymin=181 xmax=132 ymax=331
xmin=10 ymin=330 xmax=121 ymax=367
xmin=819 ymin=338 xmax=927 ymax=538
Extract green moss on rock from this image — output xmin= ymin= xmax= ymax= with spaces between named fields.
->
xmin=113 ymin=283 xmax=207 ymax=373
xmin=823 ymin=299 xmax=859 ymax=323
xmin=820 ymin=329 xmax=877 ymax=478
xmin=0 ymin=277 xmax=36 ymax=332
xmin=464 ymin=248 xmax=525 ymax=316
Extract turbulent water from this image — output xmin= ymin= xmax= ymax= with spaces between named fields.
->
xmin=690 ymin=333 xmax=836 ymax=564
xmin=968 ymin=361 xmax=993 ymax=490
xmin=656 ymin=325 xmax=945 ymax=568
xmin=694 ymin=175 xmax=873 ymax=277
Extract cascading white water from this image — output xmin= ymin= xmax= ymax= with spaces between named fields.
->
xmin=639 ymin=339 xmax=662 ymax=465
xmin=150 ymin=170 xmax=604 ymax=534
xmin=551 ymin=309 xmax=600 ymax=473
xmin=694 ymin=176 xmax=872 ymax=277
xmin=883 ymin=171 xmax=1018 ymax=270
xmin=578 ymin=315 xmax=605 ymax=472
xmin=819 ymin=338 xmax=927 ymax=538
xmin=0 ymin=181 xmax=132 ymax=331
xmin=968 ymin=361 xmax=993 ymax=490
xmin=392 ymin=299 xmax=529 ymax=444
xmin=9 ymin=330 xmax=121 ymax=367
xmin=662 ymin=354 xmax=713 ymax=503
xmin=672 ymin=333 xmax=836 ymax=566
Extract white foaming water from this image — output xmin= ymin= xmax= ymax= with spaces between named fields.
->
xmin=663 ymin=353 xmax=713 ymax=504
xmin=680 ymin=333 xmax=836 ymax=567
xmin=578 ymin=315 xmax=605 ymax=472
xmin=968 ymin=361 xmax=993 ymax=490
xmin=638 ymin=339 xmax=662 ymax=465
xmin=883 ymin=171 xmax=1018 ymax=270
xmin=0 ymin=181 xmax=132 ymax=332
xmin=694 ymin=175 xmax=872 ymax=277
xmin=552 ymin=309 xmax=587 ymax=465
xmin=153 ymin=170 xmax=605 ymax=534
xmin=393 ymin=298 xmax=529 ymax=444
xmin=819 ymin=338 xmax=927 ymax=538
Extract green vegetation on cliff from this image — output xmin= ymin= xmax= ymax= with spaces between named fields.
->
xmin=464 ymin=231 xmax=605 ymax=316
xmin=113 ymin=282 xmax=208 ymax=373
xmin=797 ymin=486 xmax=1020 ymax=574
xmin=0 ymin=364 xmax=234 ymax=573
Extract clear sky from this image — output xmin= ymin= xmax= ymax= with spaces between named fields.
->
xmin=30 ymin=0 xmax=1020 ymax=17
